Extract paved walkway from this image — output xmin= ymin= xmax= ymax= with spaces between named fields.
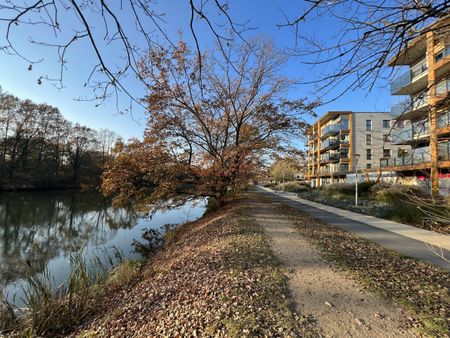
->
xmin=256 ymin=186 xmax=450 ymax=272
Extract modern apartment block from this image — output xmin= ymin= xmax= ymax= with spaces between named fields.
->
xmin=306 ymin=111 xmax=404 ymax=187
xmin=384 ymin=17 xmax=450 ymax=195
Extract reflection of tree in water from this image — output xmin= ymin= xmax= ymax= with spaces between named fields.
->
xmin=0 ymin=190 xmax=139 ymax=287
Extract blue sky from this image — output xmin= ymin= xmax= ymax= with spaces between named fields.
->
xmin=0 ymin=0 xmax=395 ymax=140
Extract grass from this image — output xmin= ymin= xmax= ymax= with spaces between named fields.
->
xmin=277 ymin=203 xmax=450 ymax=337
xmin=0 ymin=247 xmax=142 ymax=337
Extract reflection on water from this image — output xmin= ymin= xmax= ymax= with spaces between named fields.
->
xmin=0 ymin=190 xmax=206 ymax=305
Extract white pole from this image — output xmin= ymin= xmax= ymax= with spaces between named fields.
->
xmin=355 ymin=168 xmax=358 ymax=207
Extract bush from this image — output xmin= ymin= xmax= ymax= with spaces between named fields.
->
xmin=371 ymin=184 xmax=437 ymax=224
xmin=263 ymin=182 xmax=277 ymax=189
xmin=275 ymin=181 xmax=309 ymax=193
xmin=323 ymin=183 xmax=354 ymax=195
xmin=323 ymin=182 xmax=376 ymax=196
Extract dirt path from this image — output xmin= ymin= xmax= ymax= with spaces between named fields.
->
xmin=248 ymin=198 xmax=415 ymax=338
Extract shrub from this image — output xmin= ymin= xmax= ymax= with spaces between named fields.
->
xmin=275 ymin=181 xmax=309 ymax=193
xmin=323 ymin=183 xmax=354 ymax=195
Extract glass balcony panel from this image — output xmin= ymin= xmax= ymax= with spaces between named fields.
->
xmin=390 ymin=58 xmax=427 ymax=94
xmin=320 ymin=138 xmax=339 ymax=149
xmin=438 ymin=141 xmax=450 ymax=161
xmin=391 ymin=98 xmax=411 ymax=117
xmin=392 ymin=128 xmax=413 ymax=144
xmin=390 ymin=70 xmax=411 ymax=94
xmin=391 ymin=93 xmax=429 ymax=117
xmin=438 ymin=112 xmax=450 ymax=129
xmin=436 ymin=78 xmax=450 ymax=95
xmin=411 ymin=59 xmax=428 ymax=79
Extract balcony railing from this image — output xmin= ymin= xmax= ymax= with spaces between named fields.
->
xmin=392 ymin=128 xmax=413 ymax=144
xmin=340 ymin=120 xmax=349 ymax=130
xmin=412 ymin=126 xmax=429 ymax=139
xmin=321 ymin=124 xmax=340 ymax=137
xmin=392 ymin=125 xmax=429 ymax=144
xmin=438 ymin=112 xmax=450 ymax=129
xmin=379 ymin=148 xmax=431 ymax=167
xmin=321 ymin=153 xmax=340 ymax=162
xmin=320 ymin=164 xmax=349 ymax=174
xmin=436 ymin=77 xmax=450 ymax=96
xmin=390 ymin=59 xmax=428 ymax=95
xmin=320 ymin=139 xmax=339 ymax=149
xmin=438 ymin=141 xmax=450 ymax=161
xmin=391 ymin=93 xmax=429 ymax=117
xmin=334 ymin=164 xmax=349 ymax=173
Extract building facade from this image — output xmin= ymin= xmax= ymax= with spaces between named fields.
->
xmin=306 ymin=111 xmax=404 ymax=187
xmin=380 ymin=18 xmax=450 ymax=195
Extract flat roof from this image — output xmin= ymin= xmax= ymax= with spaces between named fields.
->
xmin=388 ymin=15 xmax=450 ymax=66
xmin=309 ymin=111 xmax=390 ymax=128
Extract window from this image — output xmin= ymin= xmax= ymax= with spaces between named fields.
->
xmin=383 ymin=120 xmax=391 ymax=128
xmin=366 ymin=134 xmax=372 ymax=145
xmin=366 ymin=164 xmax=372 ymax=169
xmin=383 ymin=149 xmax=391 ymax=158
xmin=383 ymin=134 xmax=390 ymax=142
xmin=366 ymin=120 xmax=372 ymax=131
xmin=366 ymin=149 xmax=372 ymax=160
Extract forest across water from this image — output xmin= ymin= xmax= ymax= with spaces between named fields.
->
xmin=0 ymin=92 xmax=119 ymax=191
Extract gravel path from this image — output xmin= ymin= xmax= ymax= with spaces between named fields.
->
xmin=248 ymin=198 xmax=415 ymax=338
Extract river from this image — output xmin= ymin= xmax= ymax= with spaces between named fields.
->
xmin=0 ymin=189 xmax=206 ymax=306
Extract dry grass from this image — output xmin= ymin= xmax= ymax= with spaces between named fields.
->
xmin=71 ymin=200 xmax=310 ymax=337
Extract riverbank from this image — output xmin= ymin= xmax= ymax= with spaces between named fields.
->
xmin=68 ymin=198 xmax=308 ymax=337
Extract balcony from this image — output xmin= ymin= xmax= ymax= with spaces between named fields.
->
xmin=320 ymin=153 xmax=340 ymax=163
xmin=320 ymin=124 xmax=340 ymax=138
xmin=392 ymin=128 xmax=413 ymax=144
xmin=320 ymin=163 xmax=350 ymax=175
xmin=379 ymin=147 xmax=430 ymax=167
xmin=340 ymin=120 xmax=349 ymax=131
xmin=412 ymin=126 xmax=429 ymax=139
xmin=391 ymin=93 xmax=429 ymax=119
xmin=392 ymin=124 xmax=429 ymax=145
xmin=390 ymin=59 xmax=428 ymax=95
xmin=436 ymin=77 xmax=450 ymax=97
xmin=438 ymin=112 xmax=450 ymax=131
xmin=435 ymin=45 xmax=450 ymax=78
xmin=333 ymin=164 xmax=349 ymax=173
xmin=438 ymin=141 xmax=450 ymax=161
xmin=320 ymin=139 xmax=340 ymax=151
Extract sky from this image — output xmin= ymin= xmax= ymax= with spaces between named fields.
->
xmin=0 ymin=0 xmax=395 ymax=140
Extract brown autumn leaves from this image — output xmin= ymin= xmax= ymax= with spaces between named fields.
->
xmin=102 ymin=39 xmax=317 ymax=209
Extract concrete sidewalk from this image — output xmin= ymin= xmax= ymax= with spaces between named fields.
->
xmin=256 ymin=186 xmax=450 ymax=272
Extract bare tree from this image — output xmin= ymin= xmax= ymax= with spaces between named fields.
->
xmin=278 ymin=0 xmax=450 ymax=100
xmin=0 ymin=1 xmax=248 ymax=111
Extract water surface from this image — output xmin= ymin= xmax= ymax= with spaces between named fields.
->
xmin=0 ymin=190 xmax=206 ymax=305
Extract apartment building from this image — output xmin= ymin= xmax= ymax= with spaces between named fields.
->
xmin=383 ymin=17 xmax=450 ymax=195
xmin=306 ymin=111 xmax=403 ymax=187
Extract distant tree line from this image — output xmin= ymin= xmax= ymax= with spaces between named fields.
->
xmin=0 ymin=89 xmax=120 ymax=190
